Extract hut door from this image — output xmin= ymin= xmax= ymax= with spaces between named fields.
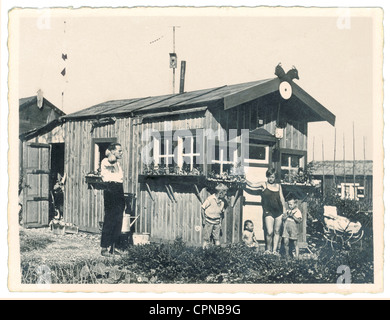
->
xmin=22 ymin=143 xmax=51 ymax=227
xmin=242 ymin=144 xmax=270 ymax=242
xmin=242 ymin=166 xmax=268 ymax=241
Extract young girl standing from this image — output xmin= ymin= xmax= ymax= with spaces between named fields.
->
xmin=246 ymin=168 xmax=286 ymax=255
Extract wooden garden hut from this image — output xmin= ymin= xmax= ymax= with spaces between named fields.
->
xmin=309 ymin=160 xmax=373 ymax=205
xmin=20 ymin=76 xmax=335 ymax=246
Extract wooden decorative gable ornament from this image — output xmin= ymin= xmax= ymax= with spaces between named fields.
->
xmin=274 ymin=63 xmax=299 ymax=100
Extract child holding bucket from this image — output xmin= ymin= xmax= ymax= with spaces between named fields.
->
xmin=201 ymin=183 xmax=228 ymax=249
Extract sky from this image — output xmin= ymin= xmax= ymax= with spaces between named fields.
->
xmin=1 ymin=1 xmax=387 ymax=300
xmin=14 ymin=7 xmax=379 ymax=161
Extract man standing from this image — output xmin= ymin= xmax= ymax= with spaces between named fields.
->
xmin=100 ymin=143 xmax=125 ymax=256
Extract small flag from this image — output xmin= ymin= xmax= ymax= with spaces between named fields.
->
xmin=61 ymin=68 xmax=66 ymax=76
xmin=62 ymin=53 xmax=68 ymax=61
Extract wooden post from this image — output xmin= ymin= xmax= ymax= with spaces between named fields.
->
xmin=194 ymin=184 xmax=203 ymax=204
xmin=363 ymin=136 xmax=366 ymax=203
xmin=168 ymin=184 xmax=177 ymax=202
xmin=170 ymin=26 xmax=180 ymax=94
xmin=322 ymin=138 xmax=325 ymax=200
xmin=312 ymin=136 xmax=315 ymax=162
xmin=333 ymin=127 xmax=337 ymax=187
xmin=164 ymin=184 xmax=175 ymax=202
xmin=353 ymin=122 xmax=356 ymax=200
xmin=145 ymin=183 xmax=154 ymax=202
xmin=173 ymin=26 xmax=176 ymax=94
xmin=343 ymin=132 xmax=346 ymax=197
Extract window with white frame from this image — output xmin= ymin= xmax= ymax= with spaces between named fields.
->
xmin=177 ymin=133 xmax=202 ymax=171
xmin=153 ymin=134 xmax=176 ymax=167
xmin=152 ymin=130 xmax=202 ymax=172
xmin=337 ymin=183 xmax=364 ymax=200
xmin=210 ymin=141 xmax=239 ymax=176
xmin=281 ymin=153 xmax=305 ymax=178
xmin=91 ymin=138 xmax=117 ymax=172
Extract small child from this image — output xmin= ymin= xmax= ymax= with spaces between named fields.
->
xmin=242 ymin=220 xmax=259 ymax=248
xmin=282 ymin=198 xmax=303 ymax=259
xmin=201 ymin=183 xmax=228 ymax=249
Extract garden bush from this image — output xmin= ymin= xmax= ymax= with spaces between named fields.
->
xmin=20 ymin=191 xmax=374 ymax=285
xmin=21 ymin=236 xmax=374 ymax=285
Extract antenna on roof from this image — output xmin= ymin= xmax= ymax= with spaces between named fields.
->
xmin=343 ymin=132 xmax=346 ymax=195
xmin=169 ymin=26 xmax=180 ymax=94
xmin=363 ymin=136 xmax=366 ymax=203
xmin=333 ymin=127 xmax=337 ymax=187
xmin=322 ymin=138 xmax=325 ymax=200
xmin=352 ymin=122 xmax=356 ymax=200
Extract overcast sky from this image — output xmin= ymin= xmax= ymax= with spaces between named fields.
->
xmin=14 ymin=7 xmax=379 ymax=161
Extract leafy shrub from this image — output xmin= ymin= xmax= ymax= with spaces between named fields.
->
xmin=116 ymin=238 xmax=373 ymax=284
xmin=21 ymin=239 xmax=373 ymax=284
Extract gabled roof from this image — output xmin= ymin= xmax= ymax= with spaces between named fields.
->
xmin=21 ymin=77 xmax=336 ymax=141
xmin=309 ymin=160 xmax=373 ymax=176
xmin=62 ymin=78 xmax=335 ymax=126
xmin=19 ymin=95 xmax=66 ymax=116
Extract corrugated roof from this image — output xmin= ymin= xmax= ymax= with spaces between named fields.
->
xmin=19 ymin=96 xmax=36 ymax=107
xmin=63 ymin=79 xmax=273 ymax=120
xmin=309 ymin=160 xmax=373 ymax=176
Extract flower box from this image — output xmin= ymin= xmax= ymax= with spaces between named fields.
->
xmin=85 ymin=174 xmax=103 ymax=184
xmin=85 ymin=174 xmax=110 ymax=190
xmin=138 ymin=174 xmax=205 ymax=185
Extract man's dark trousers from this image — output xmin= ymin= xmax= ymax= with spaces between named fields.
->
xmin=101 ymin=182 xmax=125 ymax=249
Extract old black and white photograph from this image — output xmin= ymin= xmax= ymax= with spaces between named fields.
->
xmin=3 ymin=3 xmax=385 ymax=296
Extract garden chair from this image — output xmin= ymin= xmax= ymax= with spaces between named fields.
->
xmin=322 ymin=206 xmax=364 ymax=250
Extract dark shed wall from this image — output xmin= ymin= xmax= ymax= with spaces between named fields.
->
xmin=317 ymin=175 xmax=373 ymax=205
xmin=134 ymin=112 xmax=207 ymax=245
xmin=59 ymin=95 xmax=308 ymax=239
xmin=22 ymin=94 xmax=309 ymax=243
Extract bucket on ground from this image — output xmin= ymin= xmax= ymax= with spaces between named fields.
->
xmin=132 ymin=233 xmax=150 ymax=245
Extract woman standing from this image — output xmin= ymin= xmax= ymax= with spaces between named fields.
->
xmin=246 ymin=168 xmax=286 ymax=255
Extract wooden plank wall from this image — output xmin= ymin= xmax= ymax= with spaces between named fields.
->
xmin=138 ymin=182 xmax=243 ymax=246
xmin=279 ymin=120 xmax=307 ymax=151
xmin=23 ymin=96 xmax=307 ymax=242
xmin=207 ymin=98 xmax=307 ymax=152
xmin=134 ymin=112 xmax=206 ymax=244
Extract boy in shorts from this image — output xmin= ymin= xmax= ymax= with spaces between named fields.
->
xmin=282 ymin=197 xmax=302 ymax=259
xmin=201 ymin=183 xmax=228 ymax=249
